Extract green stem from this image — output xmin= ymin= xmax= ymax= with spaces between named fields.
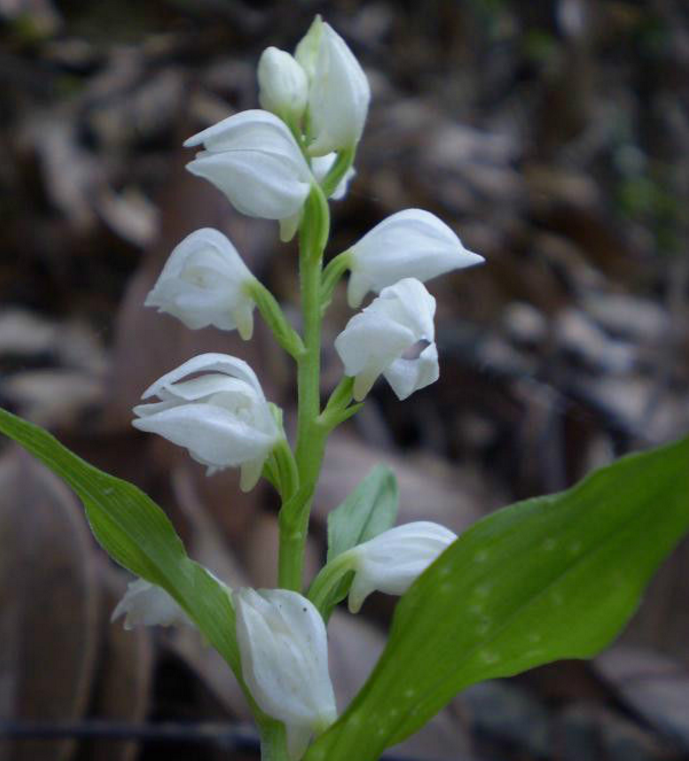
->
xmin=257 ymin=718 xmax=290 ymax=761
xmin=278 ymin=185 xmax=331 ymax=592
xmin=277 ymin=483 xmax=312 ymax=589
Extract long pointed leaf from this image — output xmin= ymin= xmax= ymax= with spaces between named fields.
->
xmin=0 ymin=408 xmax=240 ymax=675
xmin=306 ymin=435 xmax=689 ymax=761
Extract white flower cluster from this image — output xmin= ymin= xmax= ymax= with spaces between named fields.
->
xmin=116 ymin=17 xmax=478 ymax=760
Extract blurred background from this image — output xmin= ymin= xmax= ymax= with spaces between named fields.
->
xmin=1 ymin=0 xmax=688 ymax=759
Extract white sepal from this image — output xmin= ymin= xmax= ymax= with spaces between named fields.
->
xmin=145 ymin=228 xmax=256 ymax=339
xmin=184 ymin=110 xmax=313 ymax=221
xmin=132 ymin=353 xmax=280 ymax=489
xmin=297 ymin=18 xmax=370 ymax=156
xmin=334 ymin=278 xmax=439 ymax=401
xmin=344 ymin=522 xmax=457 ymax=613
xmin=111 ymin=579 xmax=189 ymax=630
xmin=278 ymin=211 xmax=301 ymax=244
xmin=347 ymin=209 xmax=485 ymax=308
xmin=235 ymin=588 xmax=337 ymax=760
xmin=258 ymin=47 xmax=309 ymax=124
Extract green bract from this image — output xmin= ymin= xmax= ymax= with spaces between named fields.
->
xmin=327 ymin=465 xmax=399 ymax=562
xmin=308 ymin=465 xmax=398 ymax=621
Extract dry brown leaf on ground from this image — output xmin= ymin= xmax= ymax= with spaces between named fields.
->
xmin=618 ymin=536 xmax=689 ymax=661
xmin=163 ymin=464 xmax=254 ymax=722
xmin=80 ymin=564 xmax=154 ymax=761
xmin=0 ymin=309 xmax=108 ymax=430
xmin=314 ymin=431 xmax=493 ymax=534
xmin=555 ymin=702 xmax=678 ymax=761
xmin=595 ymin=646 xmax=689 ymax=752
xmin=0 ymin=450 xmax=101 ymax=761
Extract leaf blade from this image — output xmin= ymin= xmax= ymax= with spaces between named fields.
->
xmin=0 ymin=408 xmax=240 ymax=674
xmin=306 ymin=435 xmax=689 ymax=761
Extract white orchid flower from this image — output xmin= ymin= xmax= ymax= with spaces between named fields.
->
xmin=296 ymin=17 xmax=370 ymax=156
xmin=235 ymin=588 xmax=337 ymax=760
xmin=145 ymin=228 xmax=256 ymax=339
xmin=111 ymin=579 xmax=190 ymax=630
xmin=335 ymin=278 xmax=439 ymax=401
xmin=346 ymin=209 xmax=485 ymax=308
xmin=132 ymin=354 xmax=281 ymax=491
xmin=258 ymin=46 xmax=309 ymax=126
xmin=184 ymin=110 xmax=313 ymax=221
xmin=342 ymin=522 xmax=457 ymax=613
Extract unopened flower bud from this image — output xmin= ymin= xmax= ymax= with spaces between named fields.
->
xmin=343 ymin=522 xmax=457 ymax=613
xmin=346 ymin=209 xmax=484 ymax=308
xmin=296 ymin=18 xmax=370 ymax=156
xmin=294 ymin=15 xmax=322 ymax=81
xmin=145 ymin=228 xmax=256 ymax=339
xmin=235 ymin=588 xmax=337 ymax=759
xmin=258 ymin=47 xmax=309 ymax=125
xmin=335 ymin=278 xmax=439 ymax=401
xmin=132 ymin=354 xmax=280 ymax=491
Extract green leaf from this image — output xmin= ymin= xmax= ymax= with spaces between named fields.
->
xmin=306 ymin=435 xmax=689 ymax=761
xmin=327 ymin=465 xmax=398 ymax=562
xmin=308 ymin=466 xmax=398 ymax=621
xmin=0 ymin=408 xmax=240 ymax=676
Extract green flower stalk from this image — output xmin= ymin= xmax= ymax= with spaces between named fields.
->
xmin=125 ymin=17 xmax=480 ymax=756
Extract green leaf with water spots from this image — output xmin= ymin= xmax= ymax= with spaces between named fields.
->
xmin=0 ymin=407 xmax=240 ymax=676
xmin=306 ymin=435 xmax=689 ymax=761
